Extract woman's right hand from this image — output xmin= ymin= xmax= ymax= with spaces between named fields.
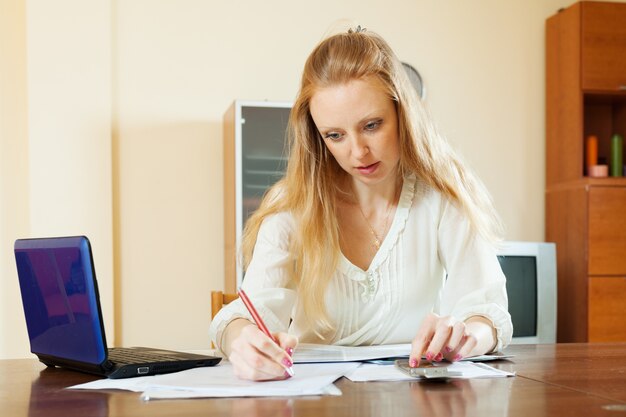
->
xmin=223 ymin=319 xmax=298 ymax=381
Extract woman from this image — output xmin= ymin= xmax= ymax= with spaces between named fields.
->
xmin=209 ymin=27 xmax=512 ymax=381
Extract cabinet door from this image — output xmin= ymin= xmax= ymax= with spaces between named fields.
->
xmin=223 ymin=101 xmax=291 ymax=292
xmin=588 ymin=186 xmax=626 ymax=275
xmin=581 ymin=2 xmax=626 ymax=91
xmin=588 ymin=277 xmax=626 ymax=342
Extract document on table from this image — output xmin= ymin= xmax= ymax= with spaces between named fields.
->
xmin=293 ymin=343 xmax=411 ymax=363
xmin=68 ymin=360 xmax=514 ymax=399
xmin=68 ymin=361 xmax=361 ymax=400
xmin=345 ymin=362 xmax=515 ymax=382
xmin=293 ymin=343 xmax=513 ymax=363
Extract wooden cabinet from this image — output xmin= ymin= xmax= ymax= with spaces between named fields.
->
xmin=581 ymin=3 xmax=626 ymax=91
xmin=546 ymin=1 xmax=626 ymax=342
xmin=589 ymin=277 xmax=626 ymax=341
xmin=588 ymin=187 xmax=626 ymax=275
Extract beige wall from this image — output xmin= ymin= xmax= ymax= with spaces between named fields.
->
xmin=1 ymin=0 xmax=30 ymax=358
xmin=3 ymin=0 xmax=622 ymax=358
xmin=1 ymin=0 xmax=114 ymax=358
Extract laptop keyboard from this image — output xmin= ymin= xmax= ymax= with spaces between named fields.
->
xmin=108 ymin=348 xmax=183 ymax=364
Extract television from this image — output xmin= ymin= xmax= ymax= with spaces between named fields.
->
xmin=497 ymin=241 xmax=557 ymax=344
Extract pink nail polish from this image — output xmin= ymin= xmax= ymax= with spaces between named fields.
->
xmin=284 ymin=370 xmax=292 ymax=378
xmin=434 ymin=352 xmax=443 ymax=362
xmin=425 ymin=352 xmax=434 ymax=361
xmin=409 ymin=358 xmax=418 ymax=368
xmin=282 ymin=358 xmax=293 ymax=368
xmin=444 ymin=346 xmax=452 ymax=353
xmin=453 ymin=354 xmax=463 ymax=361
xmin=286 ymin=347 xmax=294 ymax=357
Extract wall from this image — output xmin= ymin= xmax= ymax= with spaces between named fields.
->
xmin=0 ymin=0 xmax=30 ymax=358
xmin=2 ymin=0 xmax=622 ymax=358
xmin=0 ymin=0 xmax=114 ymax=358
xmin=111 ymin=0 xmax=566 ymax=351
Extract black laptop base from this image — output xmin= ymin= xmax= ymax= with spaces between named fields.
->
xmin=36 ymin=347 xmax=221 ymax=379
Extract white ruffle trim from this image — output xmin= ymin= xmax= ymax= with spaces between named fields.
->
xmin=339 ymin=174 xmax=417 ymax=302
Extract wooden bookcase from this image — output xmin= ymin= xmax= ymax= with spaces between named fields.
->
xmin=546 ymin=1 xmax=626 ymax=342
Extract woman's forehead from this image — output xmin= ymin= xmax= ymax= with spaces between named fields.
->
xmin=309 ymin=77 xmax=394 ymax=126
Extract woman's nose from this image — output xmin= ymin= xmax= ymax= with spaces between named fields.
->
xmin=351 ymin=135 xmax=369 ymax=159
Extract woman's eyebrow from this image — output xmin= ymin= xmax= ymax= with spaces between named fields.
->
xmin=315 ymin=110 xmax=385 ymax=132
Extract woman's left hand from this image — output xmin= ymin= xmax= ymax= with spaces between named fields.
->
xmin=408 ymin=313 xmax=496 ymax=367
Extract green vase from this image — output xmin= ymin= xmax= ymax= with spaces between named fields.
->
xmin=611 ymin=134 xmax=623 ymax=177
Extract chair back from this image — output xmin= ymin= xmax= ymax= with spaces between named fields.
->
xmin=211 ymin=291 xmax=238 ymax=319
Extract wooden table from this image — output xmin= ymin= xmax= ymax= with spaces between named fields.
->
xmin=1 ymin=343 xmax=625 ymax=417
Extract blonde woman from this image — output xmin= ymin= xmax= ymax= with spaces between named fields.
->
xmin=209 ymin=27 xmax=512 ymax=381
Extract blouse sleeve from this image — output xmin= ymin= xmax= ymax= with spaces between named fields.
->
xmin=208 ymin=212 xmax=297 ymax=353
xmin=436 ymin=199 xmax=513 ymax=351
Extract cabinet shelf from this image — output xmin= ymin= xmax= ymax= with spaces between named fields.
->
xmin=583 ymin=92 xmax=626 ymax=102
xmin=546 ymin=177 xmax=626 ymax=192
xmin=583 ymin=93 xmax=626 ymax=178
xmin=584 ymin=177 xmax=626 ymax=186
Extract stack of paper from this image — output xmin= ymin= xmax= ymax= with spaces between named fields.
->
xmin=345 ymin=361 xmax=515 ymax=382
xmin=69 ymin=362 xmax=360 ymax=400
xmin=293 ymin=343 xmax=411 ymax=363
xmin=292 ymin=343 xmax=513 ymax=363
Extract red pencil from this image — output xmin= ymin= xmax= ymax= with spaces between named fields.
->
xmin=238 ymin=289 xmax=294 ymax=377
xmin=238 ymin=289 xmax=276 ymax=343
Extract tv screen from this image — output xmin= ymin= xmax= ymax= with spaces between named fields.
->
xmin=496 ymin=241 xmax=556 ymax=344
xmin=498 ymin=255 xmax=537 ymax=338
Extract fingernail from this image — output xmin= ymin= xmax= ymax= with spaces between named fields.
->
xmin=444 ymin=346 xmax=452 ymax=353
xmin=434 ymin=352 xmax=443 ymax=362
xmin=453 ymin=354 xmax=463 ymax=361
xmin=284 ymin=367 xmax=294 ymax=378
xmin=409 ymin=358 xmax=418 ymax=368
xmin=282 ymin=358 xmax=293 ymax=368
xmin=286 ymin=347 xmax=294 ymax=357
xmin=425 ymin=352 xmax=434 ymax=361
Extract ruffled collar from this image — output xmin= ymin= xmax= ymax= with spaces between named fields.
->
xmin=338 ymin=174 xmax=416 ymax=295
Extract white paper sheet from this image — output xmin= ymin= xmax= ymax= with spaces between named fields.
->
xmin=345 ymin=361 xmax=515 ymax=382
xmin=68 ymin=361 xmax=360 ymax=400
xmin=293 ymin=343 xmax=411 ymax=362
xmin=292 ymin=343 xmax=513 ymax=363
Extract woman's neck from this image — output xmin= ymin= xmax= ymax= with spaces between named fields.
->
xmin=350 ymin=175 xmax=402 ymax=215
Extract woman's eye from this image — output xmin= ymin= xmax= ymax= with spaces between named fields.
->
xmin=365 ymin=120 xmax=381 ymax=131
xmin=324 ymin=132 xmax=342 ymax=141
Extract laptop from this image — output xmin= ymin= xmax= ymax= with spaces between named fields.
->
xmin=14 ymin=235 xmax=221 ymax=379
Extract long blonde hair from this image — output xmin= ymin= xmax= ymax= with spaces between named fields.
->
xmin=241 ymin=29 xmax=503 ymax=337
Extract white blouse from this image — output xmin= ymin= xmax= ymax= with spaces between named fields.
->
xmin=209 ymin=175 xmax=513 ymax=352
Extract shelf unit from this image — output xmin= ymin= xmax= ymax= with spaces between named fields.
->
xmin=223 ymin=100 xmax=292 ymax=292
xmin=546 ymin=1 xmax=626 ymax=342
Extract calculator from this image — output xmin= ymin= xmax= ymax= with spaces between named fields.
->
xmin=394 ymin=359 xmax=463 ymax=379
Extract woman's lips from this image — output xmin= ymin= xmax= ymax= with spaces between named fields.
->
xmin=356 ymin=161 xmax=380 ymax=175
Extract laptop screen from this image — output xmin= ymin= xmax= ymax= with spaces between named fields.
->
xmin=14 ymin=236 xmax=107 ymax=365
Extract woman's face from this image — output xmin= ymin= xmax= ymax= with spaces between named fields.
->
xmin=309 ymin=76 xmax=400 ymax=188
